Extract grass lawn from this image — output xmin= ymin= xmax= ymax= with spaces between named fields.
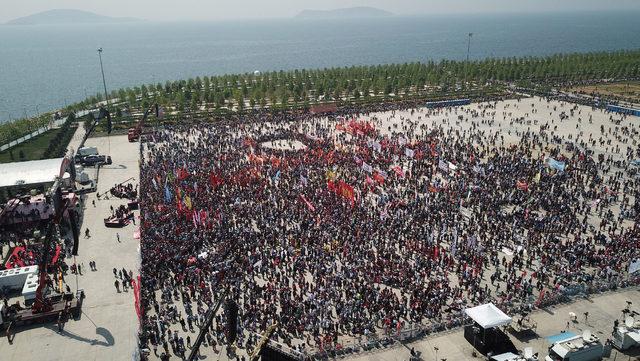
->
xmin=569 ymin=81 xmax=640 ymax=103
xmin=0 ymin=128 xmax=65 ymax=163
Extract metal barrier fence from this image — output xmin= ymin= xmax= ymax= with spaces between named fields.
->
xmin=304 ymin=276 xmax=640 ymax=360
xmin=307 ymin=314 xmax=473 ymax=360
xmin=0 ymin=117 xmax=67 ymax=152
xmin=537 ymin=275 xmax=640 ymax=309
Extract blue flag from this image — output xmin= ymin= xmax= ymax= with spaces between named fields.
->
xmin=164 ymin=183 xmax=173 ymax=204
xmin=548 ymin=158 xmax=566 ymax=172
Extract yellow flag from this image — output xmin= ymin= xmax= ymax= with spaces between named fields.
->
xmin=185 ymin=195 xmax=192 ymax=210
xmin=533 ymin=171 xmax=541 ymax=184
xmin=326 ymin=169 xmax=336 ymax=181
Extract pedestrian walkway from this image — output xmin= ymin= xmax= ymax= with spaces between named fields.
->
xmin=67 ymin=121 xmax=86 ymax=153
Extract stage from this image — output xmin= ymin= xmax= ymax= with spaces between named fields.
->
xmin=4 ymin=245 xmax=61 ymax=269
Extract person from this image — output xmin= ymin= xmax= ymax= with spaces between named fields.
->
xmin=117 ymin=233 xmax=120 ymax=243
xmin=115 ymin=279 xmax=120 ymax=293
xmin=84 ymin=228 xmax=90 ymax=238
xmin=6 ymin=321 xmax=13 ymax=344
xmin=57 ymin=312 xmax=64 ymax=332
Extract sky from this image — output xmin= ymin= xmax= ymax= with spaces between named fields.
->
xmin=3 ymin=0 xmax=640 ymax=23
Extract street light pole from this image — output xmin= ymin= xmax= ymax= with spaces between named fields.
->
xmin=466 ymin=33 xmax=473 ymax=62
xmin=97 ymin=48 xmax=111 ymax=153
xmin=464 ymin=33 xmax=473 ymax=90
xmin=97 ymin=48 xmax=110 ymax=107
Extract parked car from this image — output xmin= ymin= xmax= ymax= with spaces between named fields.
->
xmin=81 ymin=155 xmax=112 ymax=166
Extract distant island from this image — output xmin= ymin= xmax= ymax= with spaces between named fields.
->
xmin=5 ymin=9 xmax=140 ymax=25
xmin=295 ymin=7 xmax=393 ymax=19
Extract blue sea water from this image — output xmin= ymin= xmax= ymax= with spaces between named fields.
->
xmin=0 ymin=11 xmax=639 ymax=122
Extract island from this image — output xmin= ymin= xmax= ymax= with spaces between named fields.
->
xmin=5 ymin=9 xmax=140 ymax=25
xmin=295 ymin=6 xmax=393 ymax=19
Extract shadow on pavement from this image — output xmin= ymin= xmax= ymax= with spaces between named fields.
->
xmin=45 ymin=324 xmax=116 ymax=347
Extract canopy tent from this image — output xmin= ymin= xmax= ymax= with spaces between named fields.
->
xmin=465 ymin=303 xmax=512 ymax=329
xmin=490 ymin=352 xmax=520 ymax=361
xmin=0 ymin=158 xmax=65 ymax=188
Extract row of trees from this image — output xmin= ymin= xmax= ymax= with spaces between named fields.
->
xmin=0 ymin=114 xmax=53 ymax=146
xmin=3 ymin=49 xmax=640 ymax=144
xmin=41 ymin=113 xmax=76 ymax=159
xmin=101 ymin=49 xmax=639 ymax=114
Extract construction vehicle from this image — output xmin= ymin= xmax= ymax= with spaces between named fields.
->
xmin=0 ymin=177 xmax=84 ymax=330
xmin=128 ymin=104 xmax=163 ymax=142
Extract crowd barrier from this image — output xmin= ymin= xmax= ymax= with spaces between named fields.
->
xmin=307 ymin=314 xmax=473 ymax=360
xmin=304 ymin=276 xmax=640 ymax=360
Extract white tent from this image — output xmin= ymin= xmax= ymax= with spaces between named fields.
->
xmin=465 ymin=303 xmax=512 ymax=329
xmin=0 ymin=158 xmax=65 ymax=188
xmin=490 ymin=352 xmax=520 ymax=361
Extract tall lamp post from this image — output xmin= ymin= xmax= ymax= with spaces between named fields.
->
xmin=464 ymin=33 xmax=473 ymax=90
xmin=97 ymin=48 xmax=110 ymax=107
xmin=97 ymin=48 xmax=111 ymax=152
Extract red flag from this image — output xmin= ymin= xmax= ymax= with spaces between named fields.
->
xmin=249 ymin=153 xmax=264 ymax=165
xmin=271 ymin=157 xmax=281 ymax=168
xmin=516 ymin=180 xmax=528 ymax=191
xmin=338 ymin=180 xmax=355 ymax=205
xmin=373 ymin=173 xmax=385 ymax=185
xmin=365 ymin=176 xmax=374 ymax=187
xmin=177 ymin=168 xmax=189 ymax=181
xmin=391 ymin=165 xmax=404 ymax=178
xmin=242 ymin=137 xmax=256 ymax=148
xmin=327 ymin=180 xmax=337 ymax=192
xmin=209 ymin=173 xmax=223 ymax=188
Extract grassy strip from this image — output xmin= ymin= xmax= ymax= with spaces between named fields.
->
xmin=0 ymin=128 xmax=65 ymax=163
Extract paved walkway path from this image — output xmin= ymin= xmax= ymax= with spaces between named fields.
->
xmin=67 ymin=121 xmax=86 ymax=153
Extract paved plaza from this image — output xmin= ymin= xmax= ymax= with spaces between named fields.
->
xmin=2 ymin=96 xmax=639 ymax=361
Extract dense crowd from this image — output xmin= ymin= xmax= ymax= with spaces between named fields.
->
xmin=136 ymin=98 xmax=640 ymax=360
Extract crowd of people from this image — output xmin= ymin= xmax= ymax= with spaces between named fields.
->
xmin=136 ymin=97 xmax=640 ymax=360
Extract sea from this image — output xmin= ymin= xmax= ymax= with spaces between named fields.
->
xmin=1 ymin=11 xmax=639 ymax=122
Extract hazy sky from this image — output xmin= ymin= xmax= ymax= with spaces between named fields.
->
xmin=3 ymin=0 xmax=640 ymax=23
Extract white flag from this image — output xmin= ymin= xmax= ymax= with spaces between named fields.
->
xmin=405 ymin=148 xmax=414 ymax=158
xmin=438 ymin=159 xmax=449 ymax=173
